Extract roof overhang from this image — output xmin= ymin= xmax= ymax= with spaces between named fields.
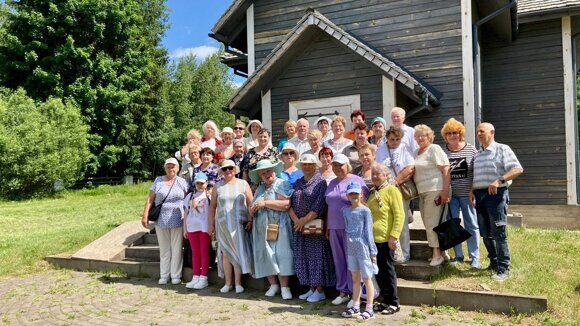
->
xmin=475 ymin=0 xmax=518 ymax=42
xmin=211 ymin=0 xmax=251 ymax=43
xmin=227 ymin=9 xmax=442 ymax=117
xmin=518 ymin=1 xmax=580 ymax=24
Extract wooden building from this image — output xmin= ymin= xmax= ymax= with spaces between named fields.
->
xmin=210 ymin=0 xmax=580 ymax=224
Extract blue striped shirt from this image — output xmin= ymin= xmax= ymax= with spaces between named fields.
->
xmin=473 ymin=141 xmax=522 ymax=189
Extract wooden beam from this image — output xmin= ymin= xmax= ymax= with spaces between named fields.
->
xmin=462 ymin=0 xmax=476 ymax=145
xmin=261 ymin=90 xmax=272 ymax=131
xmin=561 ymin=16 xmax=579 ymax=205
xmin=246 ymin=4 xmax=255 ymax=75
xmin=382 ymin=76 xmax=396 ymax=128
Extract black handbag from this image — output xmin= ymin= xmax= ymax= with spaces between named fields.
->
xmin=148 ymin=179 xmax=176 ymax=222
xmin=432 ymin=204 xmax=472 ymax=251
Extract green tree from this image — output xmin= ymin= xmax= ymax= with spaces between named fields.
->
xmin=0 ymin=88 xmax=90 ymax=198
xmin=0 ymin=0 xmax=169 ymax=178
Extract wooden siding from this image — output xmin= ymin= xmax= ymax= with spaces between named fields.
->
xmin=254 ymin=0 xmax=465 ymax=143
xmin=481 ymin=19 xmax=567 ymax=204
xmin=269 ymin=33 xmax=382 ymax=141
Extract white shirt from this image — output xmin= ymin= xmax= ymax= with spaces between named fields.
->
xmin=183 ymin=191 xmax=210 ymax=233
xmin=288 ymin=136 xmax=311 ymax=156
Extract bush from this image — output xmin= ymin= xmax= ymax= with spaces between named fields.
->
xmin=0 ymin=88 xmax=90 ymax=198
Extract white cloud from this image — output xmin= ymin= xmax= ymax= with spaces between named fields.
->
xmin=170 ymin=46 xmax=219 ymax=60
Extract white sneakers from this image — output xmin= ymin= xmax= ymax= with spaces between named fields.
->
xmin=185 ymin=276 xmax=199 ymax=289
xmin=281 ymin=287 xmax=292 ymax=300
xmin=220 ymin=284 xmax=234 ymax=293
xmin=158 ymin=278 xmax=169 ymax=285
xmin=430 ymin=256 xmax=445 ymax=266
xmin=306 ymin=291 xmax=326 ymax=303
xmin=171 ymin=278 xmax=181 ymax=285
xmin=332 ymin=295 xmax=351 ymax=305
xmin=265 ymin=284 xmax=292 ymax=299
xmin=299 ymin=289 xmax=314 ymax=300
xmin=235 ymin=285 xmax=244 ymax=293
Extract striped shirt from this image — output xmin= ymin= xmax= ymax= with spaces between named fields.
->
xmin=473 ymin=141 xmax=522 ymax=189
xmin=443 ymin=143 xmax=477 ymax=197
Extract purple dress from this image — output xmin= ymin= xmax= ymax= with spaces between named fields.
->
xmin=291 ymin=174 xmax=336 ymax=287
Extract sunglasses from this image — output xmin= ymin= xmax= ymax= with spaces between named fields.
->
xmin=234 ymin=127 xmax=244 ymax=130
xmin=282 ymin=151 xmax=295 ymax=156
xmin=445 ymin=131 xmax=459 ymax=136
xmin=221 ymin=166 xmax=235 ymax=171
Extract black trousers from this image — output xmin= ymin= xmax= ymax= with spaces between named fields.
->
xmin=375 ymin=242 xmax=399 ymax=307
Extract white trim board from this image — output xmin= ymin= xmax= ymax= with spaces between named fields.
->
xmin=289 ymin=95 xmax=360 ymax=131
xmin=261 ymin=90 xmax=272 ymax=131
xmin=461 ymin=0 xmax=476 ymax=145
xmin=382 ymin=76 xmax=396 ymax=128
xmin=562 ymin=16 xmax=578 ymax=205
xmin=246 ymin=4 xmax=255 ymax=75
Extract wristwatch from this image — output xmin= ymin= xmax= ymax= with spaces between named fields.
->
xmin=498 ymin=177 xmax=506 ymax=184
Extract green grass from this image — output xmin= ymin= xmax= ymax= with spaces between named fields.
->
xmin=0 ymin=183 xmax=151 ymax=277
xmin=432 ymin=226 xmax=580 ymax=324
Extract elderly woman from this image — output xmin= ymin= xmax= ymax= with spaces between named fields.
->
xmin=179 ymin=144 xmax=202 ymax=184
xmin=249 ymin=160 xmax=295 ymax=300
xmin=231 ymin=139 xmax=246 ymax=179
xmin=194 ymin=147 xmax=223 ymax=193
xmin=175 ymin=129 xmax=202 ymax=162
xmin=304 ymin=129 xmax=323 ymax=159
xmin=319 ymin=147 xmax=336 ymax=184
xmin=342 ymin=123 xmax=369 ymax=172
xmin=367 ymin=164 xmax=404 ymax=315
xmin=353 ymin=143 xmax=377 ymax=190
xmin=290 ymin=154 xmax=335 ymax=303
xmin=233 ymin=120 xmax=246 ymax=142
xmin=325 ymin=153 xmax=369 ymax=306
xmin=142 ymin=158 xmax=189 ymax=285
xmin=245 ymin=119 xmax=263 ymax=150
xmin=216 ymin=127 xmax=235 ymax=161
xmin=243 ymin=128 xmax=278 ymax=187
xmin=369 ymin=117 xmax=387 ymax=146
xmin=379 ymin=127 xmax=416 ymax=262
xmin=279 ymin=143 xmax=304 ymax=187
xmin=200 ymin=120 xmax=223 ymax=151
xmin=413 ymin=124 xmax=451 ymax=267
xmin=441 ymin=118 xmax=480 ymax=269
xmin=316 ymin=116 xmax=334 ymax=143
xmin=208 ymin=160 xmax=254 ymax=294
xmin=323 ymin=116 xmax=353 ymax=153
xmin=277 ymin=119 xmax=297 ymax=152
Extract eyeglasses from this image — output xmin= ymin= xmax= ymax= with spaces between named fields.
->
xmin=221 ymin=166 xmax=235 ymax=171
xmin=282 ymin=152 xmax=295 ymax=156
xmin=234 ymin=127 xmax=244 ymax=130
xmin=445 ymin=132 xmax=459 ymax=136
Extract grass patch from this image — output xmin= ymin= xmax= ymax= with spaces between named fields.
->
xmin=431 ymin=226 xmax=580 ymax=324
xmin=0 ymin=183 xmax=151 ymax=277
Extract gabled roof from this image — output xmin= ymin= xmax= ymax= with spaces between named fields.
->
xmin=518 ymin=0 xmax=580 ymax=16
xmin=211 ymin=0 xmax=250 ymax=38
xmin=227 ymin=9 xmax=442 ymax=116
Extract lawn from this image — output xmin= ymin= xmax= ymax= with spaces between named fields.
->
xmin=0 ymin=183 xmax=150 ymax=277
xmin=0 ymin=183 xmax=578 ymax=324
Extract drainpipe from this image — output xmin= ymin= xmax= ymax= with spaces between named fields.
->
xmin=472 ymin=0 xmax=518 ymax=127
xmin=573 ymin=33 xmax=580 ymax=201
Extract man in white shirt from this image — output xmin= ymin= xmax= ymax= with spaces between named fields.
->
xmin=390 ymin=107 xmax=418 ymax=154
xmin=288 ymin=118 xmax=311 ymax=156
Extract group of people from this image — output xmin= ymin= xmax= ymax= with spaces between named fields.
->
xmin=141 ymin=107 xmax=523 ymax=321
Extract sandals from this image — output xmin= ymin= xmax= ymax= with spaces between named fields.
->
xmin=372 ymin=302 xmax=386 ymax=312
xmin=358 ymin=310 xmax=375 ymax=320
xmin=381 ymin=305 xmax=401 ymax=315
xmin=341 ymin=307 xmax=360 ymax=318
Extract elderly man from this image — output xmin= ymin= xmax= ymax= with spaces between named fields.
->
xmin=471 ymin=123 xmax=523 ymax=282
xmin=288 ymin=118 xmax=311 ymax=155
xmin=390 ymin=107 xmax=418 ymax=154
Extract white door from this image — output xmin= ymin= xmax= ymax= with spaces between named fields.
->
xmin=288 ymin=95 xmax=361 ymax=131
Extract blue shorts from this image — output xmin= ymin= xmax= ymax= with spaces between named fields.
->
xmin=347 ymin=255 xmax=374 ymax=279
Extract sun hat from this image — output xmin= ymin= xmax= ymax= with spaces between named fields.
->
xmin=246 ymin=119 xmax=263 ymax=133
xmin=332 ymin=153 xmax=349 ymax=165
xmin=164 ymin=157 xmax=179 ymax=167
xmin=193 ymin=172 xmax=208 ymax=183
xmin=249 ymin=159 xmax=283 ymax=184
xmin=346 ymin=182 xmax=362 ymax=194
xmin=278 ymin=142 xmax=299 ymax=161
xmin=217 ymin=159 xmax=240 ymax=176
xmin=296 ymin=154 xmax=321 ymax=169
xmin=315 ymin=116 xmax=332 ymax=127
xmin=371 ymin=117 xmax=387 ymax=129
xmin=221 ymin=127 xmax=234 ymax=137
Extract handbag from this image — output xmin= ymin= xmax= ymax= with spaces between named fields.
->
xmin=302 ymin=219 xmax=324 ymax=235
xmin=387 ymin=147 xmax=418 ymax=200
xmin=148 ymin=179 xmax=176 ymax=222
xmin=267 ymin=224 xmax=279 ymax=241
xmin=432 ymin=204 xmax=472 ymax=251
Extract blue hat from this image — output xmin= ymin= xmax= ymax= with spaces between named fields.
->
xmin=194 ymin=172 xmax=208 ymax=183
xmin=372 ymin=117 xmax=387 ymax=129
xmin=249 ymin=159 xmax=283 ymax=184
xmin=346 ymin=182 xmax=362 ymax=194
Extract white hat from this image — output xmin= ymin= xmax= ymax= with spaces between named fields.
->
xmin=164 ymin=157 xmax=179 ymax=167
xmin=246 ymin=120 xmax=263 ymax=133
xmin=296 ymin=154 xmax=321 ymax=169
xmin=221 ymin=127 xmax=234 ymax=137
xmin=332 ymin=153 xmax=349 ymax=165
xmin=315 ymin=116 xmax=332 ymax=126
xmin=278 ymin=142 xmax=299 ymax=161
xmin=217 ymin=159 xmax=240 ymax=176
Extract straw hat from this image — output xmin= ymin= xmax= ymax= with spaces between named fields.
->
xmin=278 ymin=142 xmax=299 ymax=161
xmin=296 ymin=154 xmax=322 ymax=169
xmin=246 ymin=120 xmax=263 ymax=133
xmin=217 ymin=159 xmax=240 ymax=176
xmin=249 ymin=159 xmax=282 ymax=184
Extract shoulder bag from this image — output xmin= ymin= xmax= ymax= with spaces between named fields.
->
xmin=388 ymin=147 xmax=418 ymax=200
xmin=148 ymin=179 xmax=176 ymax=222
xmin=432 ymin=204 xmax=472 ymax=251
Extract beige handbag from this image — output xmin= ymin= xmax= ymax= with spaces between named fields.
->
xmin=302 ymin=219 xmax=324 ymax=235
xmin=267 ymin=224 xmax=279 ymax=241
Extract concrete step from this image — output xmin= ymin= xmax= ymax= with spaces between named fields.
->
xmin=410 ymin=240 xmax=432 ymax=260
xmin=125 ymin=245 xmax=159 ymax=260
xmin=409 ymin=228 xmax=427 ymax=241
xmin=143 ymin=234 xmax=158 ymax=245
xmin=395 ymin=260 xmax=442 ymax=281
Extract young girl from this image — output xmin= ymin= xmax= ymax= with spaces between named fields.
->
xmin=341 ymin=182 xmax=378 ymax=321
xmin=183 ymin=173 xmax=211 ymax=289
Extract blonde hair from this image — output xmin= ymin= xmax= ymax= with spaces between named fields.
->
xmin=308 ymin=129 xmax=322 ymax=140
xmin=441 ymin=118 xmax=466 ymax=142
xmin=187 ymin=129 xmax=202 ymax=142
xmin=414 ymin=124 xmax=435 ymax=143
xmin=390 ymin=107 xmax=406 ymax=118
xmin=234 ymin=119 xmax=246 ymax=128
xmin=357 ymin=143 xmax=377 ymax=155
xmin=284 ymin=119 xmax=297 ymax=130
xmin=332 ymin=115 xmax=347 ymax=128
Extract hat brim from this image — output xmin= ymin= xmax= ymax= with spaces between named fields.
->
xmin=296 ymin=160 xmax=322 ymax=169
xmin=278 ymin=150 xmax=299 ymax=162
xmin=249 ymin=161 xmax=283 ymax=184
xmin=246 ymin=120 xmax=263 ymax=133
xmin=217 ymin=165 xmax=240 ymax=176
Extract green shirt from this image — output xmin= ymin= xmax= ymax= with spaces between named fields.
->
xmin=367 ymin=185 xmax=405 ymax=243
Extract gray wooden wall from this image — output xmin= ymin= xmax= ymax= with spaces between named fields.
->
xmin=253 ymin=0 xmax=464 ymax=141
xmin=481 ymin=19 xmax=567 ymax=204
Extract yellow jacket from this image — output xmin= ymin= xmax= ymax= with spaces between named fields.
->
xmin=367 ymin=185 xmax=405 ymax=243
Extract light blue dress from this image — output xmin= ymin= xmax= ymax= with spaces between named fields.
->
xmin=252 ymin=178 xmax=295 ymax=278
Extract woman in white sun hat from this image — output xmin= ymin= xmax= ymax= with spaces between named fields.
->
xmin=279 ymin=142 xmax=303 ymax=187
xmin=244 ymin=119 xmax=263 ymax=150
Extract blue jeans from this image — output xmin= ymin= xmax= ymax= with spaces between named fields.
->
xmin=474 ymin=188 xmax=511 ymax=272
xmin=447 ymin=195 xmax=479 ymax=260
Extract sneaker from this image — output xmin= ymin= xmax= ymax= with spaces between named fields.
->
xmin=299 ymin=289 xmax=314 ymax=300
xmin=306 ymin=291 xmax=326 ymax=303
xmin=450 ymin=256 xmax=464 ymax=267
xmin=470 ymin=259 xmax=482 ymax=270
xmin=220 ymin=284 xmax=234 ymax=293
xmin=193 ymin=276 xmax=208 ymax=289
xmin=347 ymin=299 xmax=354 ymax=308
xmin=171 ymin=278 xmax=181 ymax=285
xmin=487 ymin=263 xmax=498 ymax=272
xmin=492 ymin=271 xmax=510 ymax=282
xmin=332 ymin=295 xmax=350 ymax=305
xmin=158 ymin=278 xmax=169 ymax=285
xmin=235 ymin=285 xmax=244 ymax=293
xmin=185 ymin=276 xmax=199 ymax=289
xmin=265 ymin=284 xmax=280 ymax=297
xmin=429 ymin=256 xmax=445 ymax=267
xmin=281 ymin=287 xmax=292 ymax=300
